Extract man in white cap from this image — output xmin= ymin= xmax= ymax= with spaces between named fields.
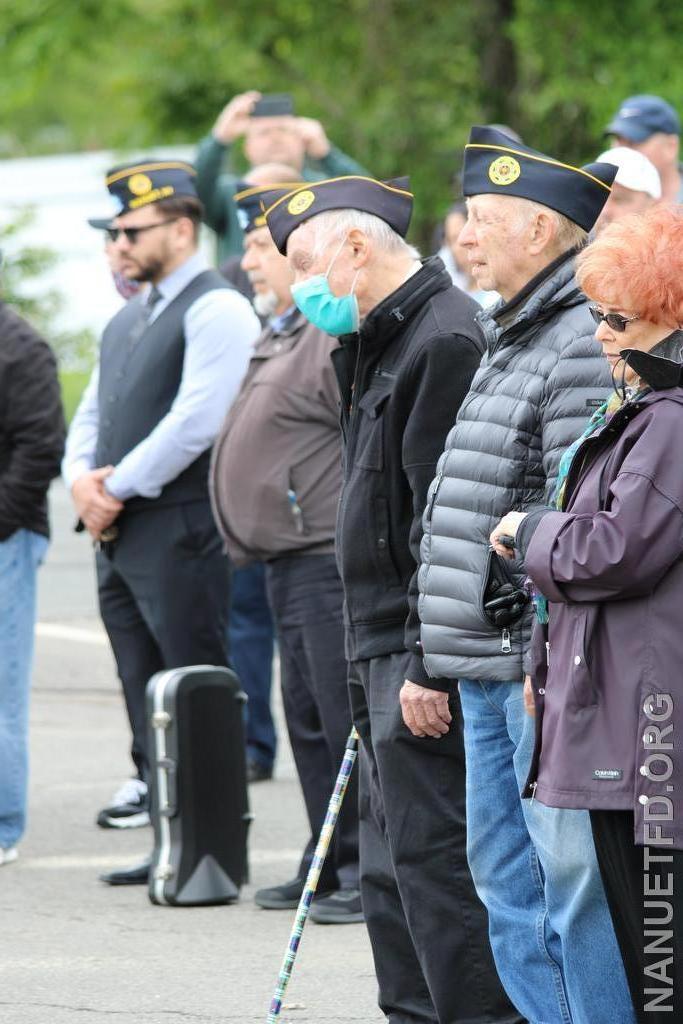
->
xmin=593 ymin=146 xmax=661 ymax=234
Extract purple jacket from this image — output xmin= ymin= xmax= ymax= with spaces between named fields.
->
xmin=520 ymin=388 xmax=683 ymax=849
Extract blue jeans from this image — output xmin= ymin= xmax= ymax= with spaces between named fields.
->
xmin=0 ymin=530 xmax=48 ymax=849
xmin=229 ymin=563 xmax=276 ymax=770
xmin=458 ymin=679 xmax=635 ymax=1024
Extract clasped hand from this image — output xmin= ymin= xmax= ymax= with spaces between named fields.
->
xmin=71 ymin=467 xmax=123 ymax=540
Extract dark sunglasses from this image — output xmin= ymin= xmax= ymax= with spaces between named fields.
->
xmin=588 ymin=305 xmax=640 ymax=333
xmin=106 ymin=218 xmax=179 ymax=244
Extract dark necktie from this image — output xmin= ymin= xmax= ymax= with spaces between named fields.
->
xmin=127 ymin=285 xmax=162 ymax=348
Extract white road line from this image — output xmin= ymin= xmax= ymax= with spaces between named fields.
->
xmin=18 ymin=850 xmax=301 ymax=870
xmin=35 ymin=623 xmax=108 ymax=647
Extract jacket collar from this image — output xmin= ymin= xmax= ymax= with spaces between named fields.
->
xmin=477 ymin=247 xmax=582 ymax=350
xmin=492 ymin=248 xmax=577 ymax=327
xmin=599 ymin=385 xmax=683 ymax=443
xmin=270 ymin=307 xmax=307 ymax=337
xmin=340 ymin=256 xmax=453 ymax=355
xmin=252 ymin=309 xmax=309 ymax=359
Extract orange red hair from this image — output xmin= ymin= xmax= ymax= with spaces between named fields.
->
xmin=576 ymin=204 xmax=683 ymax=327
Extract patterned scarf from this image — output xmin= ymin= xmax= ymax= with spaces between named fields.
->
xmin=531 ymin=384 xmax=647 ymax=624
xmin=552 ymin=390 xmax=625 ymax=512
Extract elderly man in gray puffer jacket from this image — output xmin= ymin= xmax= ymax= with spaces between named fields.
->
xmin=407 ymin=128 xmax=638 ymax=1024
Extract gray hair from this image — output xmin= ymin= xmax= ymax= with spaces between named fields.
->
xmin=309 ymin=209 xmax=420 ymax=261
xmin=512 ymin=197 xmax=588 ymax=252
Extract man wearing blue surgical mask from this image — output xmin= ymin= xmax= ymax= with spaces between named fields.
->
xmin=289 ymin=233 xmax=362 ymax=334
xmin=264 ymin=178 xmax=520 ymax=1024
xmin=211 ymin=181 xmax=361 ymax=924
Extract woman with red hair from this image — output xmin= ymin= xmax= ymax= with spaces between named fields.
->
xmin=491 ymin=205 xmax=683 ymax=1023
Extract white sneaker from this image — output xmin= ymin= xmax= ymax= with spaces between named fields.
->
xmin=96 ymin=777 xmax=150 ymax=829
xmin=0 ymin=847 xmax=18 ymax=866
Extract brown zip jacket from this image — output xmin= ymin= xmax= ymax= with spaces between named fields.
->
xmin=210 ymin=309 xmax=341 ymax=566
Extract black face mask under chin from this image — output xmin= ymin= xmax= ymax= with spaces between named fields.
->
xmin=619 ymin=344 xmax=683 ymax=391
xmin=610 ymin=353 xmax=631 ymax=404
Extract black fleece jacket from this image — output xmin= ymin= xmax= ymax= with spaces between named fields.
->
xmin=0 ymin=302 xmax=65 ymax=541
xmin=332 ymin=256 xmax=483 ymax=683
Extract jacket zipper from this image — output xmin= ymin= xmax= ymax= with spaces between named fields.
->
xmin=346 ymin=338 xmax=365 ymax=466
xmin=545 ymin=641 xmax=550 ymax=666
xmin=426 ymin=469 xmax=444 ymax=522
xmin=501 ymin=628 xmax=512 ymax=654
xmin=349 ymin=337 xmax=363 ymax=416
xmin=529 ymin=781 xmax=537 ymax=803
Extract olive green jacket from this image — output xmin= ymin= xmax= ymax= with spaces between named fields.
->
xmin=195 ymin=135 xmax=369 ymax=262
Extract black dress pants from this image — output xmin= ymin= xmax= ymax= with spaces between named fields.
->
xmin=591 ymin=809 xmax=683 ymax=1024
xmin=349 ymin=652 xmax=523 ymax=1024
xmin=96 ymin=501 xmax=231 ymax=780
xmin=265 ymin=554 xmax=359 ymax=891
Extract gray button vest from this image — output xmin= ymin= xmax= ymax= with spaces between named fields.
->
xmin=96 ymin=268 xmax=230 ymax=510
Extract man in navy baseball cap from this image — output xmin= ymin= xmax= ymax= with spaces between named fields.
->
xmin=605 ymin=94 xmax=682 ymax=203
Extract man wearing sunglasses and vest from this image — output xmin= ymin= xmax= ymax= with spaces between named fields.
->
xmin=63 ymin=161 xmax=260 ymax=881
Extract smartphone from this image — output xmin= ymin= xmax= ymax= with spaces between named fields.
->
xmin=252 ymin=93 xmax=294 ymax=118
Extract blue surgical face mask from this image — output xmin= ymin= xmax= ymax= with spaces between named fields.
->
xmin=290 ymin=236 xmax=360 ymax=336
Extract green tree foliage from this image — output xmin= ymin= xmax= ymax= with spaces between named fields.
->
xmin=0 ymin=208 xmax=96 ymax=371
xmin=1 ymin=0 xmax=682 ymax=244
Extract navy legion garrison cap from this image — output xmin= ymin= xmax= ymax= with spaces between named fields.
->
xmin=104 ymin=159 xmax=198 ymax=216
xmin=263 ymin=175 xmax=414 ymax=255
xmin=463 ymin=126 xmax=617 ymax=232
xmin=234 ymin=181 xmax=306 ymax=234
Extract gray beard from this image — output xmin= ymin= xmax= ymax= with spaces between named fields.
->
xmin=253 ymin=289 xmax=280 ymax=318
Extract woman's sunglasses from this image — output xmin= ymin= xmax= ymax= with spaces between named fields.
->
xmin=588 ymin=305 xmax=640 ymax=333
xmin=106 ymin=218 xmax=178 ymax=245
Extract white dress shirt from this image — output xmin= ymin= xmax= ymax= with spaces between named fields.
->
xmin=62 ymin=252 xmax=259 ymax=501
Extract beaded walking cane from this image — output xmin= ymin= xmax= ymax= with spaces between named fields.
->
xmin=266 ymin=726 xmax=360 ymax=1022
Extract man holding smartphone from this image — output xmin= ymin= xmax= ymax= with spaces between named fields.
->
xmin=195 ymin=91 xmax=369 ymax=261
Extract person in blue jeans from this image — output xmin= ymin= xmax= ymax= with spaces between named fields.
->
xmin=415 ymin=130 xmax=635 ymax=1022
xmin=0 ymin=300 xmax=65 ymax=866
xmin=0 ymin=531 xmax=49 ymax=863
xmin=458 ymin=679 xmax=634 ymax=1024
xmin=229 ymin=563 xmax=276 ymax=782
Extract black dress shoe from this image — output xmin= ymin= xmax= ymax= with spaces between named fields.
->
xmin=255 ymin=876 xmax=306 ymax=909
xmin=100 ymin=858 xmax=151 ymax=886
xmin=247 ymin=760 xmax=273 ymax=784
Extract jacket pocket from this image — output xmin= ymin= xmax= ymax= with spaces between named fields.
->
xmin=287 ymin=463 xmax=310 ymax=537
xmin=374 ymin=496 xmax=402 ymax=587
xmin=563 ymin=605 xmax=600 ymax=708
xmin=178 ymin=502 xmax=220 ymax=557
xmin=478 ymin=546 xmax=528 ymax=653
xmin=355 ymin=384 xmax=392 ymax=471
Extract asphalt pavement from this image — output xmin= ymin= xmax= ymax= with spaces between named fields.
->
xmin=0 ymin=482 xmax=381 ymax=1024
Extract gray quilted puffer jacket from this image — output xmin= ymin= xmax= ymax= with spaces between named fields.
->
xmin=418 ymin=253 xmax=612 ymax=683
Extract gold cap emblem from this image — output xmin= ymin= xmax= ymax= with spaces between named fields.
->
xmin=488 ymin=156 xmax=521 ymax=186
xmin=287 ymin=189 xmax=316 ymax=216
xmin=128 ymin=173 xmax=153 ymax=197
